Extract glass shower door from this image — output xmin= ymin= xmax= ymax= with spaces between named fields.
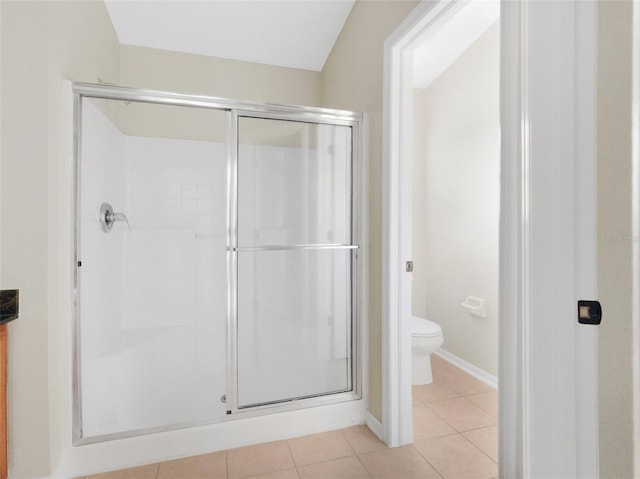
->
xmin=74 ymin=83 xmax=364 ymax=444
xmin=234 ymin=115 xmax=357 ymax=408
xmin=76 ymin=97 xmax=229 ymax=441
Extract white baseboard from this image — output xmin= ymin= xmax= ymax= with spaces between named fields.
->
xmin=366 ymin=412 xmax=384 ymax=442
xmin=435 ymin=349 xmax=498 ymax=389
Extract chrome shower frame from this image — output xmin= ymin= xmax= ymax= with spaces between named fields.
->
xmin=72 ymin=82 xmax=366 ymax=445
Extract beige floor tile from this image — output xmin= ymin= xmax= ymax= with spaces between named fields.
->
xmin=413 ymin=382 xmax=462 ymax=404
xmin=431 ymin=357 xmax=493 ymax=396
xmin=441 ymin=374 xmax=494 ymax=396
xmin=246 ymin=469 xmax=300 ymax=479
xmin=466 ymin=391 xmax=499 ymax=417
xmin=414 ymin=434 xmax=497 ymax=479
xmin=431 ymin=355 xmax=462 ymax=378
xmin=288 ymin=430 xmax=355 ymax=466
xmin=413 ymin=403 xmax=457 ymax=441
xmin=298 ymin=456 xmax=370 ymax=479
xmin=228 ymin=440 xmax=295 ymax=479
xmin=463 ymin=426 xmax=498 ymax=462
xmin=84 ymin=464 xmax=158 ymax=479
xmin=412 ymin=389 xmax=422 ymax=405
xmin=359 ymin=445 xmax=441 ymax=479
xmin=341 ymin=425 xmax=387 ymax=454
xmin=157 ymin=451 xmax=226 ymax=479
xmin=427 ymin=397 xmax=496 ymax=432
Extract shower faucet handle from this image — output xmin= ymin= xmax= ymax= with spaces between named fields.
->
xmin=111 ymin=212 xmax=128 ymax=223
xmin=100 ymin=202 xmax=130 ymax=232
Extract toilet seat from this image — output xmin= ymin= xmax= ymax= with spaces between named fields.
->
xmin=412 ymin=317 xmax=442 ymax=338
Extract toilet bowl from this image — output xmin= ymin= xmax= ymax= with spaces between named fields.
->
xmin=412 ymin=316 xmax=444 ymax=385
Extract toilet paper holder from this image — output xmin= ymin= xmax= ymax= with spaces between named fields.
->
xmin=461 ymin=296 xmax=487 ymax=318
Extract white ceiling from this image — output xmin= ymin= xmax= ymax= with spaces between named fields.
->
xmin=104 ymin=1 xmax=355 ymax=72
xmin=413 ymin=0 xmax=500 ymax=89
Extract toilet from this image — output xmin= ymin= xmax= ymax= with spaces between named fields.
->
xmin=411 ymin=316 xmax=444 ymax=385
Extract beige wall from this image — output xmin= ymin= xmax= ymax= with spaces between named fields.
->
xmin=1 ymin=1 xmax=121 ymax=477
xmin=321 ymin=0 xmax=419 ymax=421
xmin=597 ymin=1 xmax=634 ymax=477
xmin=413 ymin=23 xmax=500 ymax=376
xmin=120 ymin=45 xmax=322 ymax=108
xmin=412 ymin=88 xmax=428 ymax=320
xmin=116 ymin=46 xmax=322 ymax=142
xmin=1 ymin=3 xmax=51 ymax=477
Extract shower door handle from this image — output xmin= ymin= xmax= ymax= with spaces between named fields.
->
xmin=228 ymin=244 xmax=359 ymax=252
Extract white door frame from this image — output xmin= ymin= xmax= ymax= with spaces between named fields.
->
xmin=382 ymin=1 xmax=599 ymax=477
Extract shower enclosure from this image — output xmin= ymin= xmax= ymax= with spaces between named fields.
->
xmin=73 ymin=83 xmax=363 ymax=444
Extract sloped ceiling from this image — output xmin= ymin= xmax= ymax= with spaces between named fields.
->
xmin=105 ymin=0 xmax=355 ymax=72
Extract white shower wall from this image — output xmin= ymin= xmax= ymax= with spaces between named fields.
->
xmin=123 ymin=135 xmax=227 ymax=369
xmin=80 ymin=101 xmax=227 ymax=437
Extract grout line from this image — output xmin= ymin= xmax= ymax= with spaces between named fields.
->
xmin=353 ymin=451 xmax=373 ymax=478
xmin=461 ymin=424 xmax=499 ymax=433
xmin=414 ymin=397 xmax=497 ymax=437
xmin=154 ymin=462 xmax=160 ymax=479
xmin=409 ymin=443 xmax=445 ymax=479
xmin=412 ymin=431 xmax=461 ymax=447
xmin=458 ymin=430 xmax=499 ymax=465
xmin=434 ymin=431 xmax=461 ymax=440
xmin=338 ymin=428 xmax=358 ymax=457
xmin=291 ymin=451 xmax=357 ymax=471
xmin=286 ymin=431 xmax=358 ymax=471
xmin=285 ymin=438 xmax=299 ymax=469
xmin=466 ymin=389 xmax=498 ymax=397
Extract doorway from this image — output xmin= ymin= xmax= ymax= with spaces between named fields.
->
xmin=382 ymin=0 xmax=600 ymax=477
xmin=410 ymin=3 xmax=500 ymax=474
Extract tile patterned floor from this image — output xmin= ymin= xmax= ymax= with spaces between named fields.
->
xmin=79 ymin=355 xmax=498 ymax=479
